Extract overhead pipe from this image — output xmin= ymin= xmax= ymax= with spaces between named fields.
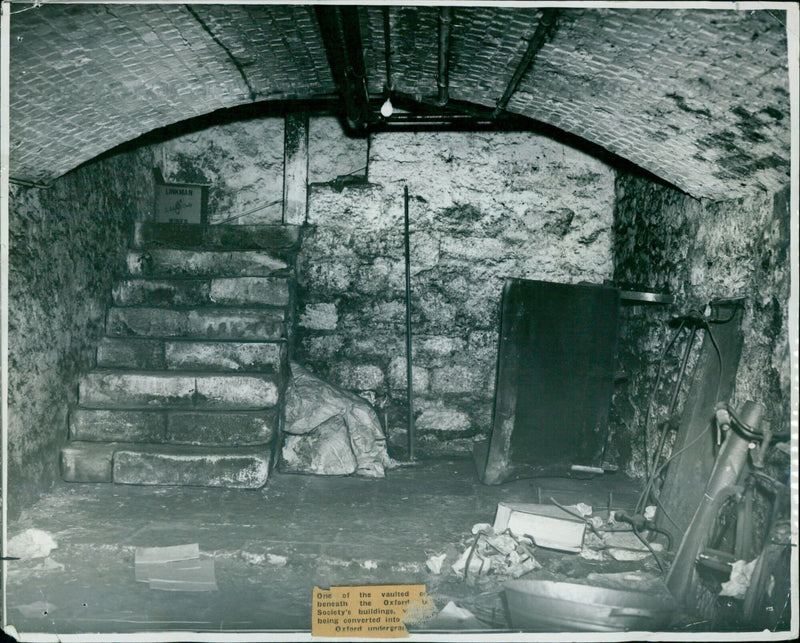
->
xmin=315 ymin=6 xmax=371 ymax=131
xmin=339 ymin=6 xmax=371 ymax=127
xmin=382 ymin=6 xmax=393 ymax=92
xmin=492 ymin=8 xmax=558 ymax=118
xmin=436 ymin=7 xmax=453 ymax=106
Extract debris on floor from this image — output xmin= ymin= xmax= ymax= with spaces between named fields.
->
xmin=446 ymin=523 xmax=541 ymax=581
xmin=493 ymin=502 xmax=587 ymax=553
xmin=267 ymin=553 xmax=288 ymax=567
xmin=719 ymin=558 xmax=757 ymax=599
xmin=7 ymin=528 xmax=58 ymax=559
xmin=421 ymin=496 xmax=676 ymax=633
xmin=12 ymin=600 xmax=58 ymax=619
xmin=426 ymin=552 xmax=447 ymax=574
xmin=420 ymin=601 xmax=483 ymax=630
xmin=134 ymin=543 xmax=217 ymax=592
xmin=579 ymin=511 xmax=665 ymax=564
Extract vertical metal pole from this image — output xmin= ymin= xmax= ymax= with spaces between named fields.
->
xmin=1 ymin=1 xmax=11 ymax=627
xmin=404 ymin=185 xmax=415 ymax=460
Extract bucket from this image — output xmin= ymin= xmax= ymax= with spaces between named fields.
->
xmin=503 ymin=579 xmax=677 ymax=632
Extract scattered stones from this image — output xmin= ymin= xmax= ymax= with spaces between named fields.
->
xmin=426 ymin=553 xmax=447 ymax=575
xmin=7 ymin=529 xmax=58 ymax=559
xmin=267 ymin=554 xmax=289 ymax=567
xmin=241 ymin=552 xmax=266 ymax=565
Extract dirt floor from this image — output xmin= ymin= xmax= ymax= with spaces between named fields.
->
xmin=5 ymin=457 xmax=700 ymax=637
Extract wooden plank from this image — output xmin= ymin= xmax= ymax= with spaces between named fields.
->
xmin=282 ymin=111 xmax=309 ymax=225
xmin=482 ymin=280 xmax=523 ymax=484
xmin=655 ymin=301 xmax=744 ymax=546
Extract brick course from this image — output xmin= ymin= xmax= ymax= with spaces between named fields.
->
xmin=9 ymin=6 xmax=790 ymax=200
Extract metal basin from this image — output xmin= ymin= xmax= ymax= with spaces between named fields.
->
xmin=503 ymin=579 xmax=678 ymax=632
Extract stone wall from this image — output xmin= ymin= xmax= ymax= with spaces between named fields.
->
xmin=611 ymin=174 xmax=791 ymax=475
xmin=158 ymin=116 xmax=367 ymax=223
xmin=296 ymin=130 xmax=616 ymax=457
xmin=6 ymin=148 xmax=155 ymax=515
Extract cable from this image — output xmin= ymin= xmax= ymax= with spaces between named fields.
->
xmin=704 ymin=321 xmax=724 ymax=405
xmin=212 ymin=198 xmax=283 ymax=225
xmin=550 ymin=496 xmax=602 ymax=538
xmin=635 ymin=320 xmax=687 ymax=513
xmin=631 ymin=523 xmax=665 ymax=573
xmin=11 ymin=1 xmax=43 ymax=15
xmin=636 ymin=305 xmax=727 ymax=516
xmin=642 ymin=320 xmax=685 ymax=480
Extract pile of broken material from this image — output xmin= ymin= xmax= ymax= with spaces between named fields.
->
xmin=427 ymin=502 xmax=666 ymax=585
xmin=448 ymin=524 xmax=541 ymax=580
xmin=280 ymin=362 xmax=396 ymax=477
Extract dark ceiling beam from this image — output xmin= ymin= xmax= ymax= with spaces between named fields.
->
xmin=436 ymin=7 xmax=454 ymax=106
xmin=315 ymin=5 xmax=371 ymax=131
xmin=382 ymin=6 xmax=393 ymax=91
xmin=492 ymin=8 xmax=559 ymax=118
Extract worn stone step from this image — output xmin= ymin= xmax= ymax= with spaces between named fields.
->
xmin=112 ymin=277 xmax=290 ymax=307
xmin=61 ymin=442 xmax=271 ymax=488
xmin=69 ymin=409 xmax=276 ymax=445
xmin=97 ymin=337 xmax=165 ymax=369
xmin=113 ymin=444 xmax=271 ymax=489
xmin=106 ymin=307 xmax=286 ymax=340
xmin=79 ymin=372 xmax=279 ymax=410
xmin=166 ymin=410 xmax=276 ymax=445
xmin=135 ymin=222 xmax=300 ymax=252
xmin=70 ymin=409 xmax=166 ymax=442
xmin=126 ymin=248 xmax=289 ymax=278
xmin=97 ymin=337 xmax=284 ymax=372
xmin=165 ymin=340 xmax=285 ymax=372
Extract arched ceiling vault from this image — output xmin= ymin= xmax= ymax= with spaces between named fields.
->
xmin=8 ymin=3 xmax=791 ymax=200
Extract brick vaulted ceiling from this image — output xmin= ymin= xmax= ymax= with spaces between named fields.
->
xmin=7 ymin=2 xmax=792 ymax=200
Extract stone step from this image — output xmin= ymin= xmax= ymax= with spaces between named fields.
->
xmin=61 ymin=441 xmax=270 ymax=488
xmin=112 ymin=277 xmax=290 ymax=308
xmin=96 ymin=337 xmax=284 ymax=372
xmin=134 ymin=222 xmax=300 ymax=252
xmin=79 ymin=371 xmax=279 ymax=410
xmin=70 ymin=409 xmax=166 ymax=443
xmin=70 ymin=408 xmax=276 ymax=445
xmin=106 ymin=306 xmax=286 ymax=340
xmin=126 ymin=248 xmax=290 ymax=278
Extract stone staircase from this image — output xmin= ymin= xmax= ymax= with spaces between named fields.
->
xmin=60 ymin=222 xmax=300 ymax=489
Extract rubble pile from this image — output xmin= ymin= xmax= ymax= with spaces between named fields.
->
xmin=579 ymin=509 xmax=665 ymax=563
xmin=427 ymin=503 xmax=668 ymax=587
xmin=425 ymin=523 xmax=542 ymax=583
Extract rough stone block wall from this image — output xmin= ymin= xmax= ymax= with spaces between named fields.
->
xmin=297 ymin=131 xmax=615 ymax=457
xmin=6 ymin=148 xmax=155 ymax=515
xmin=309 ymin=116 xmax=368 ymax=184
xmin=158 ymin=118 xmax=285 ymax=224
xmin=158 ymin=116 xmax=367 ymax=223
xmin=611 ymin=175 xmax=790 ymax=476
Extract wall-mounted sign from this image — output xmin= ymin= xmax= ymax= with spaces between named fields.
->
xmin=155 ymin=182 xmax=208 ymax=224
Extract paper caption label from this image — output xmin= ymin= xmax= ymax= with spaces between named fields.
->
xmin=312 ymin=584 xmax=435 ymax=637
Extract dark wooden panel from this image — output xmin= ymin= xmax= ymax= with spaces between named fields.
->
xmin=482 ymin=279 xmax=619 ymax=484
